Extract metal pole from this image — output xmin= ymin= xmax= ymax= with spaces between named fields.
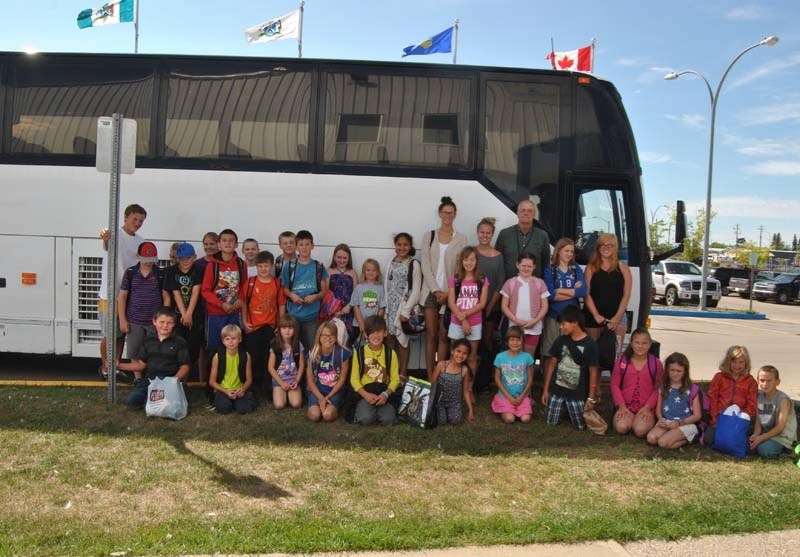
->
xmin=298 ymin=1 xmax=304 ymax=58
xmin=106 ymin=113 xmax=124 ymax=405
xmin=452 ymin=19 xmax=459 ymax=65
xmin=134 ymin=0 xmax=139 ymax=53
xmin=590 ymin=37 xmax=596 ymax=72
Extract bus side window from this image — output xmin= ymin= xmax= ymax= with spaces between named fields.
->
xmin=574 ymin=188 xmax=628 ymax=265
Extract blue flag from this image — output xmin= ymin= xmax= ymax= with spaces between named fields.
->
xmin=402 ymin=26 xmax=453 ymax=57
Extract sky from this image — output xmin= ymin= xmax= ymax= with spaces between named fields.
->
xmin=2 ymin=0 xmax=799 ymax=247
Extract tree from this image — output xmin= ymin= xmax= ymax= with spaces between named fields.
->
xmin=732 ymin=242 xmax=770 ymax=268
xmin=770 ymin=232 xmax=785 ymax=250
xmin=793 ymin=234 xmax=797 ymax=252
xmin=675 ymin=208 xmax=716 ymax=263
xmin=710 ymin=241 xmax=728 ymax=248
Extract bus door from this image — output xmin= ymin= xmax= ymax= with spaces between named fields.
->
xmin=565 ymin=176 xmax=644 ymax=332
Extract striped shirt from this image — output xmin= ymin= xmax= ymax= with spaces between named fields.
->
xmin=120 ymin=264 xmax=164 ymax=326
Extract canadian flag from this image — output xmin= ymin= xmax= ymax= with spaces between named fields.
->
xmin=546 ymin=44 xmax=593 ymax=72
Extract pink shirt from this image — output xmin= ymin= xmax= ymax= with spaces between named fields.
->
xmin=448 ymin=275 xmax=488 ymax=326
xmin=610 ymin=354 xmax=663 ymax=412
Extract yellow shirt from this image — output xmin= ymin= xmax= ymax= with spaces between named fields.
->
xmin=350 ymin=344 xmax=400 ymax=393
xmin=219 ymin=352 xmax=243 ymax=391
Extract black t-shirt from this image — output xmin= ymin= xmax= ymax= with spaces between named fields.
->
xmin=165 ymin=264 xmax=204 ymax=319
xmin=548 ymin=335 xmax=598 ymax=401
xmin=135 ymin=333 xmax=190 ymax=379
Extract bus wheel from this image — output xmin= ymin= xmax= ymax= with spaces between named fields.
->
xmin=665 ymin=286 xmax=679 ymax=306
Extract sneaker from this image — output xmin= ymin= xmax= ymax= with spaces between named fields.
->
xmin=97 ymin=364 xmax=108 ymax=381
xmin=207 ymin=404 xmax=216 ymax=412
xmin=115 ymin=370 xmax=134 ymax=383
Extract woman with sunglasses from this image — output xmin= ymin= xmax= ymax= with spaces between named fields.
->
xmin=583 ymin=233 xmax=632 ymax=353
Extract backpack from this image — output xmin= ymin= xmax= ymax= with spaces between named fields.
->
xmin=400 ymin=259 xmax=426 ymax=336
xmin=690 ymin=383 xmax=713 ymax=444
xmin=353 ymin=341 xmax=393 ymax=389
xmin=618 ymin=353 xmax=659 ymax=387
xmin=343 ymin=341 xmax=395 ymax=423
xmin=286 ymin=259 xmax=325 ymax=293
xmin=443 ymin=275 xmax=484 ymax=328
xmin=215 ymin=345 xmax=248 ymax=385
xmin=211 ymin=256 xmax=247 ymax=296
xmin=269 ymin=341 xmax=302 ymax=372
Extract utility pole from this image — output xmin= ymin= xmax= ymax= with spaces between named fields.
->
xmin=758 ymin=225 xmax=766 ymax=249
xmin=733 ymin=224 xmax=740 ymax=246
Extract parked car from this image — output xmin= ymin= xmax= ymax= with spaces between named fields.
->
xmin=752 ymin=273 xmax=800 ymax=304
xmin=652 ymin=260 xmax=721 ymax=307
xmin=709 ymin=267 xmax=751 ymax=296
xmin=728 ymin=270 xmax=778 ymax=298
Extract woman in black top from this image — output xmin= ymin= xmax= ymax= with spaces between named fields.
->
xmin=583 ymin=233 xmax=632 ymax=352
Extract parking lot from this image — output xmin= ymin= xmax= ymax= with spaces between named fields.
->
xmin=650 ymin=292 xmax=799 ymax=398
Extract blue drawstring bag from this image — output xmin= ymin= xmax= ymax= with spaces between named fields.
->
xmin=713 ymin=405 xmax=750 ymax=458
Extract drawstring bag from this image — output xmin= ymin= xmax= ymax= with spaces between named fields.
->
xmin=583 ymin=408 xmax=608 ymax=435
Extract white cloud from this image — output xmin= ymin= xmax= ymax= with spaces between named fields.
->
xmin=738 ymin=102 xmax=800 ymax=126
xmin=637 ymin=66 xmax=673 ymax=84
xmin=617 ymin=57 xmax=646 ymax=67
xmin=736 ymin=140 xmax=800 ymax=157
xmin=744 ymin=161 xmax=800 ymax=176
xmin=666 ymin=113 xmax=706 ymax=129
xmin=726 ymin=5 xmax=768 ymax=21
xmin=730 ymin=52 xmax=800 ymax=89
xmin=685 ymin=196 xmax=800 ymax=218
xmin=640 ymin=151 xmax=673 ymax=164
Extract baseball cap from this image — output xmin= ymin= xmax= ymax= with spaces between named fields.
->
xmin=137 ymin=241 xmax=159 ymax=263
xmin=176 ymin=242 xmax=196 ymax=259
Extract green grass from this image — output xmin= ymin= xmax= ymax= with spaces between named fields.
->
xmin=0 ymin=386 xmax=798 ymax=556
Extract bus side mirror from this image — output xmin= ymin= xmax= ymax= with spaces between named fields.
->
xmin=674 ymin=200 xmax=687 ymax=244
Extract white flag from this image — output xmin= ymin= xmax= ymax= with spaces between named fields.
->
xmin=245 ymin=9 xmax=301 ymax=43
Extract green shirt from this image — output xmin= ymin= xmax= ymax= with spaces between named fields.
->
xmin=219 ymin=352 xmax=243 ymax=391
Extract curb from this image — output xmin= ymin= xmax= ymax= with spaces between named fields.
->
xmin=650 ymin=309 xmax=766 ymax=319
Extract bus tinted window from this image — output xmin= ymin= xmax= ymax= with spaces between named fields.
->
xmin=323 ymin=72 xmax=471 ymax=167
xmin=575 ymin=188 xmax=630 ymax=265
xmin=165 ymin=69 xmax=311 ymax=160
xmin=575 ymin=86 xmax=634 ymax=170
xmin=483 ymin=81 xmax=561 ymax=203
xmin=10 ymin=64 xmax=153 ymax=155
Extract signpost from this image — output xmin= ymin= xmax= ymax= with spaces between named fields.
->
xmin=748 ymin=251 xmax=758 ymax=313
xmin=97 ymin=115 xmax=137 ymax=404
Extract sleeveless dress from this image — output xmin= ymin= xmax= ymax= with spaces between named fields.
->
xmin=386 ymin=259 xmax=409 ymax=337
xmin=436 ymin=362 xmax=465 ymax=425
xmin=584 ymin=267 xmax=624 ymax=328
xmin=328 ymin=273 xmax=355 ymax=332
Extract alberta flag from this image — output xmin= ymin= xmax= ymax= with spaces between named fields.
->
xmin=546 ymin=44 xmax=593 ymax=72
xmin=77 ymin=0 xmax=134 ymax=29
xmin=402 ymin=26 xmax=453 ymax=57
xmin=245 ymin=9 xmax=301 ymax=43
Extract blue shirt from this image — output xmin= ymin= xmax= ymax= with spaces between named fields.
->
xmin=544 ymin=264 xmax=587 ymax=319
xmin=281 ymin=259 xmax=329 ymax=323
xmin=662 ymin=387 xmax=692 ymax=421
xmin=493 ymin=350 xmax=534 ymax=398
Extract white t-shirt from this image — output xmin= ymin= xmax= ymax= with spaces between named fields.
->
xmin=97 ymin=228 xmax=144 ymax=301
xmin=435 ymin=241 xmax=449 ymax=291
xmin=513 ymin=277 xmax=548 ymax=335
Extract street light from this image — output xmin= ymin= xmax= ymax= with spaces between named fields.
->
xmin=649 ymin=204 xmax=670 ymax=246
xmin=664 ymin=36 xmax=779 ymax=310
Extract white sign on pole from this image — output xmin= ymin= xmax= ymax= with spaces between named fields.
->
xmin=96 ymin=117 xmax=137 ymax=174
xmin=749 ymin=252 xmax=758 ymax=267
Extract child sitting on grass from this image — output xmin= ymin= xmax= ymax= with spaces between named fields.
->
xmin=646 ymin=352 xmax=702 ymax=449
xmin=208 ymin=324 xmax=256 ymax=414
xmin=350 ymin=315 xmax=400 ymax=425
xmin=430 ymin=338 xmax=474 ymax=425
xmin=306 ymin=321 xmax=351 ymax=422
xmin=541 ymin=305 xmax=599 ymax=430
xmin=491 ymin=326 xmax=534 ymax=424
xmin=750 ymin=365 xmax=797 ymax=458
xmin=704 ymin=345 xmax=758 ymax=446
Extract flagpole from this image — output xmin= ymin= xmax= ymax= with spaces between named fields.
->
xmin=452 ymin=19 xmax=459 ymax=64
xmin=590 ymin=37 xmax=596 ymax=72
xmin=134 ymin=0 xmax=139 ymax=53
xmin=298 ymin=0 xmax=305 ymax=58
xmin=550 ymin=37 xmax=556 ymax=69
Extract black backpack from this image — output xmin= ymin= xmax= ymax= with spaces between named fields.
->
xmin=215 ymin=345 xmax=249 ymax=385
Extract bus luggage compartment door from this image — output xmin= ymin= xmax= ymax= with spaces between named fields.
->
xmin=0 ymin=236 xmax=57 ymax=354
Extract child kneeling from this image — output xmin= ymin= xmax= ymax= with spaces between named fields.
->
xmin=307 ymin=321 xmax=351 ymax=422
xmin=541 ymin=306 xmax=599 ymax=430
xmin=350 ymin=315 xmax=400 ymax=425
xmin=209 ymin=324 xmax=257 ymax=414
xmin=491 ymin=326 xmax=534 ymax=423
xmin=750 ymin=365 xmax=797 ymax=458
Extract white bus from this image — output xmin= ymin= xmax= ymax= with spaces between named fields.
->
xmin=0 ymin=52 xmax=654 ymax=359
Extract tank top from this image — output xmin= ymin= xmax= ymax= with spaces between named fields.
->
xmin=589 ymin=267 xmax=624 ymax=319
xmin=758 ymin=390 xmax=797 ymax=450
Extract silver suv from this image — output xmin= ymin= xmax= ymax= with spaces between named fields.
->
xmin=652 ymin=260 xmax=721 ymax=307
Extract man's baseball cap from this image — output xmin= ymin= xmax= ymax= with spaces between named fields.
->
xmin=137 ymin=241 xmax=159 ymax=263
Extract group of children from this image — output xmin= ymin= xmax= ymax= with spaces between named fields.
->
xmin=103 ymin=212 xmax=797 ymax=456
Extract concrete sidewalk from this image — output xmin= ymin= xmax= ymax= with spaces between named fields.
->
xmin=187 ymin=529 xmax=798 ymax=557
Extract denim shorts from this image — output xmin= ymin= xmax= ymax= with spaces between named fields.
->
xmin=307 ymin=389 xmax=344 ymax=409
xmin=447 ymin=322 xmax=482 ymax=341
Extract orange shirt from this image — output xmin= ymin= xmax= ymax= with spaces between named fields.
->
xmin=245 ymin=277 xmax=286 ymax=330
